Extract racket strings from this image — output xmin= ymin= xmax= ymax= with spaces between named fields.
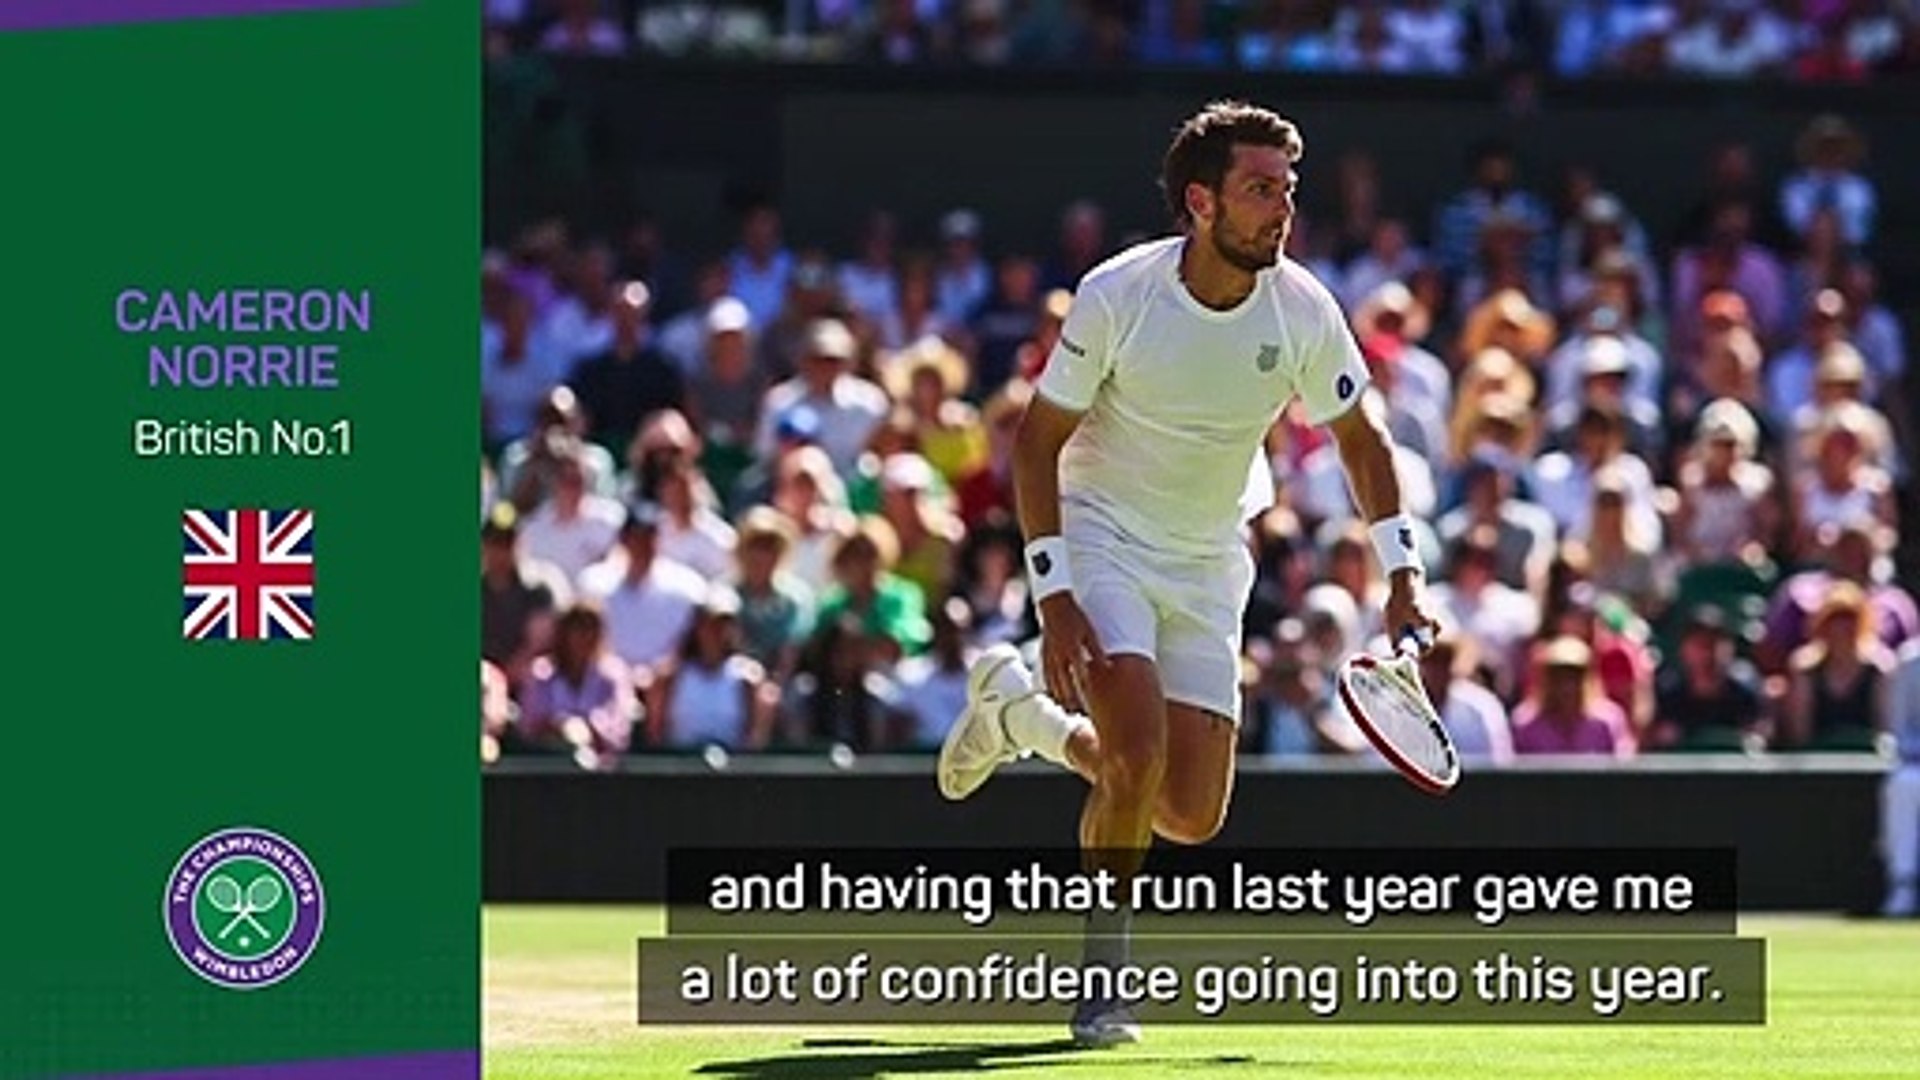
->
xmin=1349 ymin=667 xmax=1454 ymax=776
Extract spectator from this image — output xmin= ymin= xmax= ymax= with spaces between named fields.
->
xmin=1453 ymin=288 xmax=1556 ymax=372
xmin=1572 ymin=468 xmax=1666 ymax=614
xmin=1391 ymin=0 xmax=1469 ymax=72
xmin=1331 ymin=0 xmax=1417 ymax=71
xmin=482 ymin=659 xmax=511 ymax=766
xmin=1511 ymin=636 xmax=1635 ymax=757
xmin=656 ymin=259 xmax=737 ymax=377
xmin=567 ymin=281 xmax=688 ymax=451
xmin=1527 ymin=403 xmax=1663 ymax=547
xmin=971 ymin=254 xmax=1044 ymax=393
xmin=883 ymin=338 xmax=987 ymax=485
xmin=757 ymin=254 xmax=849 ymax=382
xmin=1246 ymin=618 xmax=1348 ymax=756
xmin=1789 ymin=411 xmax=1896 ymax=559
xmin=1650 ymin=605 xmax=1768 ymax=750
xmin=1670 ymin=199 xmax=1788 ymax=354
xmin=1540 ymin=332 xmax=1664 ymax=459
xmin=877 ymin=451 xmax=964 ymax=602
xmin=817 ymin=517 xmax=933 ymax=661
xmin=1665 ymin=0 xmax=1795 ymax=78
xmin=652 ymin=588 xmax=777 ymax=751
xmin=686 ymin=297 xmax=768 ymax=496
xmin=1837 ymin=261 xmax=1908 ymax=406
xmin=895 ymin=598 xmax=977 ymax=748
xmin=1766 ymin=288 xmax=1855 ymax=427
xmin=955 ymin=377 xmax=1030 ymax=528
xmin=771 ymin=444 xmax=858 ymax=593
xmin=496 ymin=386 xmax=620 ymax=512
xmin=653 ymin=453 xmax=740 ymax=580
xmin=1669 ymin=398 xmax=1780 ymax=568
xmin=1545 ymin=580 xmax=1658 ymax=742
xmin=1043 ymin=199 xmax=1109 ymax=294
xmin=517 ymin=450 xmax=627 ymax=590
xmin=731 ymin=506 xmax=817 ymax=680
xmin=581 ymin=502 xmax=709 ymax=680
xmin=513 ymin=602 xmax=640 ymax=769
xmin=953 ymin=514 xmax=1034 ymax=647
xmin=1436 ymin=454 xmax=1557 ymax=597
xmin=1781 ymin=582 xmax=1895 ymax=749
xmin=932 ymin=209 xmax=991 ymax=328
xmin=483 ymin=291 xmax=567 ymax=448
xmin=1428 ymin=525 xmax=1541 ymax=696
xmin=1138 ymin=0 xmax=1230 ymax=66
xmin=1342 ymin=219 xmax=1426 ymax=312
xmin=782 ymin=617 xmax=905 ymax=751
xmin=727 ymin=200 xmax=794 ymax=331
xmin=481 ymin=502 xmax=570 ymax=686
xmin=1352 ymin=281 xmax=1453 ymax=433
xmin=838 ymin=209 xmax=901 ymax=327
xmin=1779 ymin=115 xmax=1878 ymax=249
xmin=1419 ymin=635 xmax=1515 ymax=764
xmin=538 ymin=0 xmax=627 ymax=55
xmin=1237 ymin=0 xmax=1338 ymax=71
xmin=1431 ymin=140 xmax=1554 ymax=286
xmin=880 ymin=255 xmax=956 ymax=352
xmin=1787 ymin=348 xmax=1899 ymax=484
xmin=1758 ymin=519 xmax=1919 ymax=676
xmin=541 ymin=243 xmax=619 ymax=370
xmin=756 ymin=318 xmax=891 ymax=477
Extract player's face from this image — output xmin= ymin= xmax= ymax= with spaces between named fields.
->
xmin=1205 ymin=144 xmax=1296 ymax=273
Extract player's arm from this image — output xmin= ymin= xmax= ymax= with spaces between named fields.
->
xmin=1325 ymin=382 xmax=1442 ymax=654
xmin=1014 ymin=285 xmax=1116 ymax=712
xmin=1014 ymin=394 xmax=1109 ymax=711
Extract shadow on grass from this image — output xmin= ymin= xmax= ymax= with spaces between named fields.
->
xmin=694 ymin=1037 xmax=1263 ymax=1077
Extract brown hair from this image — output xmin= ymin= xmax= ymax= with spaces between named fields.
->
xmin=1161 ymin=100 xmax=1304 ymax=228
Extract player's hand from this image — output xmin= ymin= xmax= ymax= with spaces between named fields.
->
xmin=1036 ymin=593 xmax=1108 ymax=714
xmin=1383 ymin=568 xmax=1441 ymax=657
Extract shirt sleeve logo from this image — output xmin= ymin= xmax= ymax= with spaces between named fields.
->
xmin=1336 ymin=373 xmax=1356 ymax=400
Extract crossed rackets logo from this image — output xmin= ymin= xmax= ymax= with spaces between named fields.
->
xmin=200 ymin=866 xmax=288 ymax=950
xmin=164 ymin=826 xmax=325 ymax=990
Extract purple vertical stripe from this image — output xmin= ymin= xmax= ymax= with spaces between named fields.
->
xmin=0 ymin=0 xmax=398 ymax=32
xmin=68 ymin=1050 xmax=477 ymax=1080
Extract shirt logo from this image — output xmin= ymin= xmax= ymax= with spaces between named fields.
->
xmin=1255 ymin=344 xmax=1280 ymax=372
xmin=1059 ymin=336 xmax=1086 ymax=358
xmin=1336 ymin=373 xmax=1356 ymax=401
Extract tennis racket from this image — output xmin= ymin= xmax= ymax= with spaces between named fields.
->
xmin=1336 ymin=630 xmax=1459 ymax=795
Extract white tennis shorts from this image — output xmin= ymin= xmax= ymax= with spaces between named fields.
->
xmin=1064 ymin=518 xmax=1255 ymax=721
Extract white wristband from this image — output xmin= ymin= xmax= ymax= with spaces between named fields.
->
xmin=1024 ymin=536 xmax=1073 ymax=602
xmin=1369 ymin=514 xmax=1424 ymax=577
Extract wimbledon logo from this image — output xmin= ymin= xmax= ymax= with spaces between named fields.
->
xmin=163 ymin=826 xmax=325 ymax=990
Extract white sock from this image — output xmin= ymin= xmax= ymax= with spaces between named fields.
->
xmin=1004 ymin=692 xmax=1090 ymax=769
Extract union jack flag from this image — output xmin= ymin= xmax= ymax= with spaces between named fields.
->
xmin=182 ymin=508 xmax=315 ymax=641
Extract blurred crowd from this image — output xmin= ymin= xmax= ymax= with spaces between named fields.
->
xmin=484 ymin=0 xmax=1920 ymax=79
xmin=481 ymin=111 xmax=1915 ymax=771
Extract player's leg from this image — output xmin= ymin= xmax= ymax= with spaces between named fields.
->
xmin=1150 ymin=540 xmax=1255 ymax=846
xmin=1154 ymin=704 xmax=1238 ymax=845
xmin=937 ymin=561 xmax=1148 ymax=800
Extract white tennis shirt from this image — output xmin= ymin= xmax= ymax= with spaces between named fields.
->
xmin=1036 ymin=237 xmax=1370 ymax=555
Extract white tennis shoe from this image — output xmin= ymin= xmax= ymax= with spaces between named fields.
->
xmin=1070 ymin=997 xmax=1142 ymax=1047
xmin=936 ymin=643 xmax=1033 ymax=800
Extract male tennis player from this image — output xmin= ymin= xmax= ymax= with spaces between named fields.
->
xmin=938 ymin=100 xmax=1441 ymax=1045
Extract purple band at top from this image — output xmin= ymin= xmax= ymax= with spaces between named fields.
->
xmin=68 ymin=1050 xmax=478 ymax=1080
xmin=0 ymin=0 xmax=395 ymax=32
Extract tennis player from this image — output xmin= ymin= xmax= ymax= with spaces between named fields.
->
xmin=938 ymin=100 xmax=1442 ymax=1045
